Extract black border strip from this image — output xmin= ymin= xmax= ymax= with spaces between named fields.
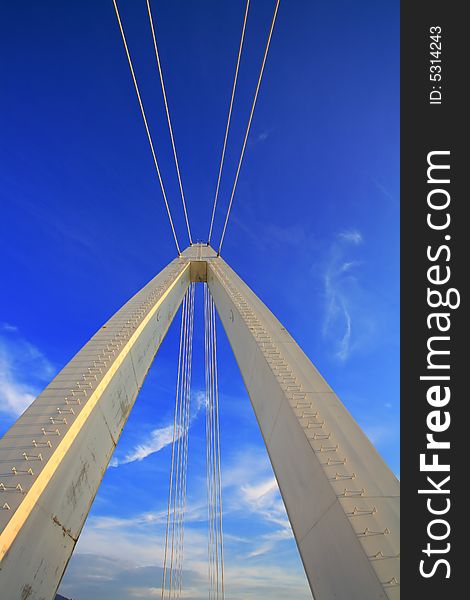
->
xmin=401 ymin=2 xmax=464 ymax=597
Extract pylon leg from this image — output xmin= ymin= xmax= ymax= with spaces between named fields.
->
xmin=0 ymin=257 xmax=190 ymax=599
xmin=207 ymin=257 xmax=400 ymax=600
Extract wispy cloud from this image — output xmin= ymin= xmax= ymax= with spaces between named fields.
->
xmin=59 ymin=549 xmax=311 ymax=600
xmin=58 ymin=443 xmax=310 ymax=599
xmin=222 ymin=448 xmax=294 ymax=560
xmin=249 ymin=128 xmax=274 ymax=146
xmin=339 ymin=260 xmax=359 ymax=273
xmin=0 ymin=325 xmax=55 ymax=416
xmin=335 ymin=301 xmax=352 ymax=361
xmin=110 ymin=390 xmax=206 ymax=467
xmin=372 ymin=178 xmax=396 ymax=204
xmin=322 ymin=231 xmax=365 ymax=361
xmin=110 ymin=424 xmax=174 ymax=466
xmin=338 ymin=229 xmax=363 ymax=244
xmin=239 ymin=477 xmax=288 ymax=528
xmin=241 ymin=478 xmax=278 ymax=507
xmin=238 ymin=477 xmax=293 ymax=558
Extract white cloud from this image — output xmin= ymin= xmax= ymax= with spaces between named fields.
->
xmin=0 ymin=374 xmax=36 ymax=416
xmin=59 ymin=549 xmax=311 ymax=600
xmin=323 ymin=271 xmax=354 ymax=361
xmin=61 ymin=503 xmax=308 ymax=600
xmin=336 ymin=303 xmax=352 ymax=361
xmin=240 ymin=478 xmax=278 ymax=508
xmin=339 ymin=260 xmax=359 ymax=273
xmin=110 ymin=390 xmax=206 ymax=467
xmin=222 ymin=448 xmax=294 ymax=562
xmin=0 ymin=327 xmax=55 ymax=416
xmin=338 ymin=229 xmax=363 ymax=244
xmin=112 ymin=424 xmax=174 ymax=466
xmin=238 ymin=476 xmax=288 ymax=528
xmin=322 ymin=230 xmax=366 ymax=361
xmin=58 ymin=444 xmax=310 ymax=599
xmin=72 ymin=509 xmax=211 ymax=577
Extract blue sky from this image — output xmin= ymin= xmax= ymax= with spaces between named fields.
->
xmin=0 ymin=1 xmax=399 ymax=598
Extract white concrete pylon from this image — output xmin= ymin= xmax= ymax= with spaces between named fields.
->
xmin=206 ymin=251 xmax=400 ymax=600
xmin=0 ymin=255 xmax=191 ymax=600
xmin=0 ymin=244 xmax=399 ymax=600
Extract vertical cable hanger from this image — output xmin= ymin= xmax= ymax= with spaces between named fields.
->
xmin=161 ymin=284 xmax=195 ymax=599
xmin=177 ymin=283 xmax=195 ymax=595
xmin=161 ymin=293 xmax=185 ymax=599
xmin=204 ymin=284 xmax=225 ymax=599
xmin=146 ymin=0 xmax=193 ymax=246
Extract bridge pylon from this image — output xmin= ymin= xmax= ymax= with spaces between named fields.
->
xmin=0 ymin=245 xmax=399 ymax=599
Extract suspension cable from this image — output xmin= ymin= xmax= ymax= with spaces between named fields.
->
xmin=210 ymin=297 xmax=220 ymax=598
xmin=204 ymin=285 xmax=212 ymax=597
xmin=175 ymin=283 xmax=194 ymax=598
xmin=161 ymin=293 xmax=186 ymax=600
xmin=207 ymin=0 xmax=251 ymax=246
xmin=167 ymin=290 xmax=188 ymax=598
xmin=177 ymin=283 xmax=195 ymax=596
xmin=162 ymin=284 xmax=195 ymax=599
xmin=212 ymin=298 xmax=225 ymax=596
xmin=204 ymin=284 xmax=225 ymax=599
xmin=217 ymin=0 xmax=281 ymax=256
xmin=204 ymin=288 xmax=214 ymax=599
xmin=112 ymin=0 xmax=181 ymax=256
xmin=146 ymin=0 xmax=193 ymax=245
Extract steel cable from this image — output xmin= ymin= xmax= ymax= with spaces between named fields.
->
xmin=146 ymin=0 xmax=193 ymax=245
xmin=217 ymin=0 xmax=281 ymax=255
xmin=162 ymin=285 xmax=195 ymax=599
xmin=207 ymin=0 xmax=251 ymax=246
xmin=112 ymin=0 xmax=181 ymax=255
xmin=204 ymin=285 xmax=225 ymax=599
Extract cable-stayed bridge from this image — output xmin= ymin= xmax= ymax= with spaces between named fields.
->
xmin=0 ymin=245 xmax=399 ymax=599
xmin=0 ymin=1 xmax=399 ymax=598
